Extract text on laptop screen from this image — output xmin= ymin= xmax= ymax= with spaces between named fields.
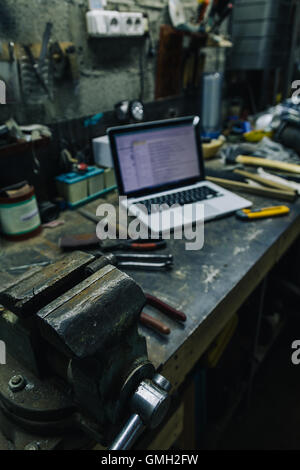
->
xmin=114 ymin=124 xmax=201 ymax=194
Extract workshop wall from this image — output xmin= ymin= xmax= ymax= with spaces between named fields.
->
xmin=0 ymin=0 xmax=206 ymax=124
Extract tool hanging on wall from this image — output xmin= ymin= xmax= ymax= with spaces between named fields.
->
xmin=20 ymin=22 xmax=54 ymax=103
xmin=65 ymin=45 xmax=80 ymax=85
xmin=50 ymin=41 xmax=67 ymax=81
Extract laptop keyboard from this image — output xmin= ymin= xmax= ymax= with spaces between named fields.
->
xmin=136 ymin=186 xmax=222 ymax=214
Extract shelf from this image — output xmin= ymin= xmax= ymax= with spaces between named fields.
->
xmin=0 ymin=137 xmax=51 ymax=159
xmin=68 ymin=185 xmax=117 ymax=209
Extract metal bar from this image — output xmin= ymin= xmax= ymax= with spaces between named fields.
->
xmin=110 ymin=414 xmax=145 ymax=450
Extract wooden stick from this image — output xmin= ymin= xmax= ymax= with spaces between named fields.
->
xmin=207 ymin=176 xmax=297 ymax=202
xmin=236 ymin=155 xmax=300 ymax=174
xmin=234 ymin=169 xmax=297 ymax=193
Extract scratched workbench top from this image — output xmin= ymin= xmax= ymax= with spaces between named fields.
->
xmin=1 ymin=161 xmax=300 ymax=373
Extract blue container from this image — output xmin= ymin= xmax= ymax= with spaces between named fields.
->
xmin=56 ymin=166 xmax=105 ymax=207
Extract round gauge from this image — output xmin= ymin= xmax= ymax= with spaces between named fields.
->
xmin=130 ymin=100 xmax=144 ymax=121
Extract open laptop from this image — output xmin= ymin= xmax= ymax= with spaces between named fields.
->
xmin=108 ymin=116 xmax=252 ymax=234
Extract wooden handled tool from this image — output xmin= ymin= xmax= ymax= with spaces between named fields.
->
xmin=207 ymin=176 xmax=297 ymax=202
xmin=235 ymin=155 xmax=300 ymax=174
xmin=145 ymin=294 xmax=187 ymax=322
xmin=140 ymin=312 xmax=170 ymax=335
xmin=140 ymin=294 xmax=186 ymax=336
xmin=234 ymin=169 xmax=298 ymax=193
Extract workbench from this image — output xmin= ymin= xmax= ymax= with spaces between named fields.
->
xmin=1 ymin=166 xmax=300 ymax=449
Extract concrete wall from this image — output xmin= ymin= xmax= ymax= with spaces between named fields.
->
xmin=0 ymin=0 xmax=226 ymax=123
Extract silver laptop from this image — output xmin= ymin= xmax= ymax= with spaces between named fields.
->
xmin=108 ymin=116 xmax=252 ymax=234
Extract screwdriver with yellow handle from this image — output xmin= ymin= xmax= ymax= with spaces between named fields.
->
xmin=236 ymin=205 xmax=290 ymax=220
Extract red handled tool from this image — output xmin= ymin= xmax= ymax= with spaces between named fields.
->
xmin=103 ymin=239 xmax=167 ymax=252
xmin=145 ymin=294 xmax=187 ymax=322
xmin=140 ymin=293 xmax=186 ymax=335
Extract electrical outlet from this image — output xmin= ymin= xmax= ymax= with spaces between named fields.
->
xmin=86 ymin=10 xmax=121 ymax=37
xmin=86 ymin=10 xmax=143 ymax=37
xmin=86 ymin=11 xmax=107 ymax=36
xmin=105 ymin=11 xmax=121 ymax=36
xmin=120 ymin=12 xmax=144 ymax=36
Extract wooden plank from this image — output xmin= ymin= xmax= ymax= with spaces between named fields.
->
xmin=0 ymin=137 xmax=50 ymax=159
xmin=234 ymin=169 xmax=297 ymax=193
xmin=176 ymin=382 xmax=196 ymax=450
xmin=155 ymin=25 xmax=184 ymax=99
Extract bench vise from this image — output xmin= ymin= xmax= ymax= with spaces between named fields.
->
xmin=0 ymin=251 xmax=170 ymax=450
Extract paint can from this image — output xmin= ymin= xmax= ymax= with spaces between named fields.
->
xmin=0 ymin=185 xmax=42 ymax=240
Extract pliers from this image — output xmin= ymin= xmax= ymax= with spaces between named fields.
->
xmin=89 ymin=252 xmax=174 ymax=271
xmin=114 ymin=253 xmax=173 ymax=270
xmin=101 ymin=239 xmax=167 ymax=252
xmin=140 ymin=294 xmax=186 ymax=335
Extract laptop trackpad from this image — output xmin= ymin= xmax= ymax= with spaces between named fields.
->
xmin=205 ymin=203 xmax=219 ymax=218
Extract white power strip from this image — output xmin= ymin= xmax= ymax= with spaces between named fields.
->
xmin=86 ymin=10 xmax=145 ymax=37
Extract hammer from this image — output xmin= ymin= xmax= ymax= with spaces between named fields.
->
xmin=226 ymin=153 xmax=300 ymax=175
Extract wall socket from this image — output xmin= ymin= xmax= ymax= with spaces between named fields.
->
xmin=86 ymin=10 xmax=144 ymax=37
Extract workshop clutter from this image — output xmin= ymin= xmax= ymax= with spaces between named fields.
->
xmin=0 ymin=181 xmax=41 ymax=240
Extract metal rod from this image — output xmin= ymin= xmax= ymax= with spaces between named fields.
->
xmin=109 ymin=414 xmax=145 ymax=451
xmin=117 ymin=261 xmax=173 ymax=270
xmin=116 ymin=253 xmax=173 ymax=261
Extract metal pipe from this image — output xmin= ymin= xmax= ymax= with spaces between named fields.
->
xmin=109 ymin=414 xmax=145 ymax=450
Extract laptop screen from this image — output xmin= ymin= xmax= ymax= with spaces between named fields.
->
xmin=113 ymin=122 xmax=202 ymax=195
